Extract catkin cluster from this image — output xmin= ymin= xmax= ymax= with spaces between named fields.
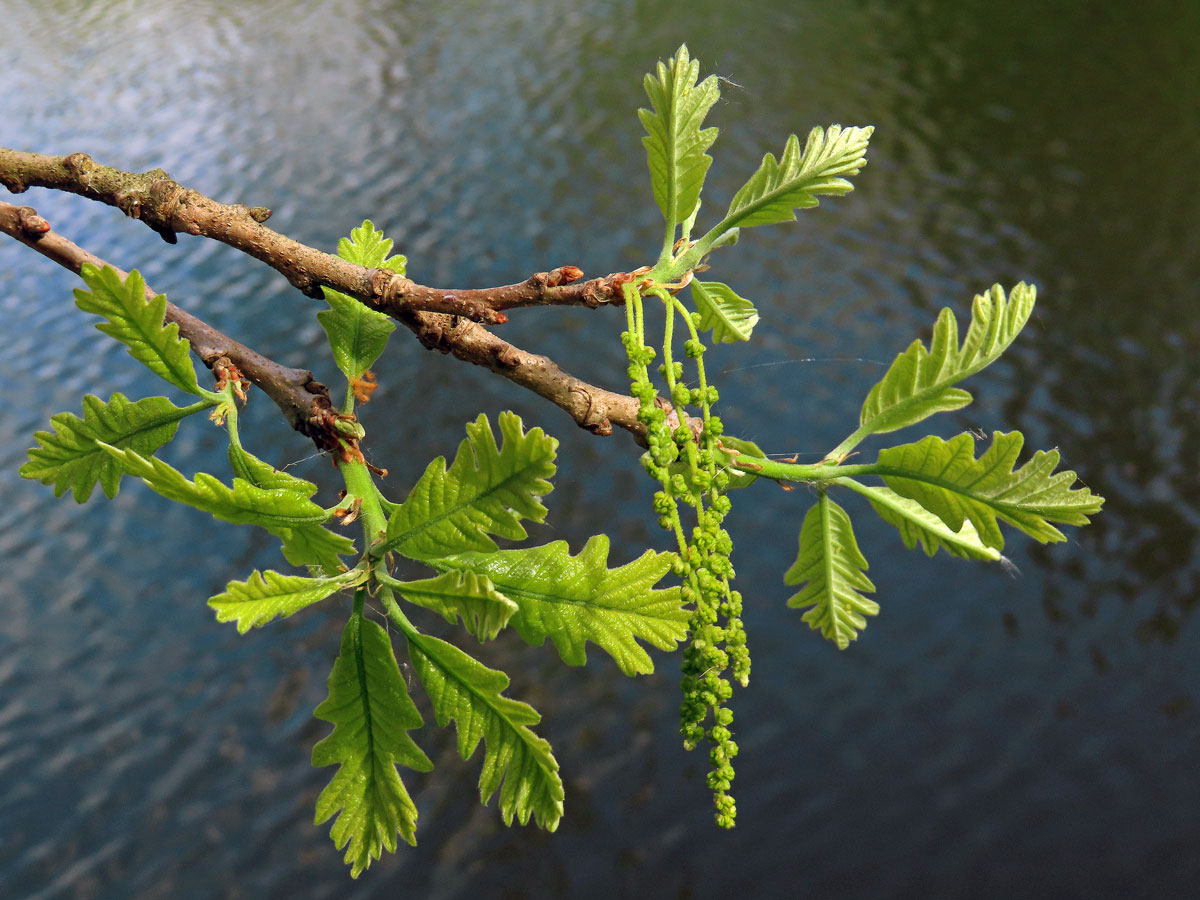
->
xmin=621 ymin=289 xmax=749 ymax=828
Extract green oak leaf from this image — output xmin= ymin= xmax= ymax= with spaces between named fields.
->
xmin=390 ymin=569 xmax=518 ymax=642
xmin=312 ymin=613 xmax=433 ymax=877
xmin=690 ymin=280 xmax=759 ymax=343
xmin=407 ymin=630 xmax=563 ymax=830
xmin=718 ymin=124 xmax=873 ymax=230
xmin=437 ymin=535 xmax=689 ymax=676
xmin=877 ymin=431 xmax=1105 ymax=550
xmin=785 ymin=491 xmax=878 ymax=649
xmin=639 ymin=43 xmax=720 ymax=227
xmin=97 ymin=444 xmax=328 ymax=528
xmin=208 ymin=568 xmax=365 ymax=633
xmin=226 ymin=443 xmax=355 ymax=573
xmin=382 ymin=411 xmax=556 ymax=560
xmin=73 ymin=264 xmax=202 ymax=395
xmin=319 ymin=220 xmax=403 ymax=380
xmin=272 ymin=524 xmax=357 ymax=576
xmin=227 ymin=443 xmax=319 ymax=495
xmin=21 ymin=393 xmax=202 ymax=501
xmin=843 ymin=480 xmax=1001 ymax=561
xmin=857 ymin=283 xmax=1037 ymax=438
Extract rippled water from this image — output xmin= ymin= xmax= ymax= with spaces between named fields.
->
xmin=3 ymin=2 xmax=1198 ymax=898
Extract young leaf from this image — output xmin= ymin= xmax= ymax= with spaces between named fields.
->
xmin=784 ymin=491 xmax=878 ymax=649
xmin=437 ymin=536 xmax=688 ymax=676
xmin=382 ymin=412 xmax=557 ymax=560
xmin=856 ymin=283 xmax=1037 ymax=438
xmin=719 ymin=125 xmax=873 ymax=230
xmin=226 ymin=444 xmax=356 ymax=574
xmin=690 ymin=280 xmax=759 ymax=344
xmin=21 ymin=393 xmax=201 ymax=501
xmin=407 ymin=630 xmax=564 ymax=830
xmin=98 ymin=444 xmax=328 ymax=528
xmin=843 ymin=480 xmax=1001 ymax=561
xmin=272 ymin=523 xmax=357 ymax=576
xmin=391 ymin=569 xmax=518 ymax=642
xmin=312 ymin=613 xmax=433 ymax=877
xmin=73 ymin=265 xmax=202 ymax=395
xmin=227 ymin=443 xmax=319 ymax=496
xmin=319 ymin=220 xmax=403 ymax=381
xmin=877 ymin=431 xmax=1105 ymax=550
xmin=208 ymin=568 xmax=364 ymax=633
xmin=638 ymin=44 xmax=720 ymax=228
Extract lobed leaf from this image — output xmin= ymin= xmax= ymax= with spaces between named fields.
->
xmin=438 ymin=535 xmax=689 ymax=676
xmin=312 ymin=614 xmax=433 ymax=877
xmin=846 ymin=481 xmax=1001 ymax=561
xmin=226 ymin=444 xmax=355 ymax=573
xmin=21 ymin=393 xmax=198 ymax=501
xmin=319 ymin=220 xmax=403 ymax=381
xmin=73 ymin=265 xmax=202 ymax=394
xmin=877 ymin=431 xmax=1105 ymax=550
xmin=638 ymin=44 xmax=720 ymax=227
xmin=227 ymin=443 xmax=319 ymax=496
xmin=392 ymin=569 xmax=518 ymax=642
xmin=690 ymin=280 xmax=759 ymax=344
xmin=784 ymin=491 xmax=878 ymax=649
xmin=273 ymin=524 xmax=358 ymax=576
xmin=721 ymin=125 xmax=873 ymax=230
xmin=382 ymin=412 xmax=557 ymax=560
xmin=858 ymin=283 xmax=1037 ymax=437
xmin=208 ymin=568 xmax=364 ymax=633
xmin=407 ymin=631 xmax=564 ymax=830
xmin=98 ymin=444 xmax=328 ymax=528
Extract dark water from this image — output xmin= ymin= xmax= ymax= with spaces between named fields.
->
xmin=2 ymin=2 xmax=1198 ymax=897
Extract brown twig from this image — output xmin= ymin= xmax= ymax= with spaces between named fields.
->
xmin=397 ymin=309 xmax=648 ymax=438
xmin=0 ymin=149 xmax=694 ymax=443
xmin=0 ymin=200 xmax=339 ymax=446
xmin=0 ymin=148 xmax=632 ymax=324
xmin=0 ymin=199 xmax=669 ymax=442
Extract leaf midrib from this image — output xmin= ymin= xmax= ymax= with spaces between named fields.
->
xmin=43 ymin=403 xmax=197 ymax=464
xmin=432 ymin=557 xmax=683 ymax=621
xmin=385 ymin=460 xmax=549 ymax=556
xmin=411 ymin=633 xmax=554 ymax=776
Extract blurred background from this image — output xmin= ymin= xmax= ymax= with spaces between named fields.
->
xmin=2 ymin=2 xmax=1197 ymax=897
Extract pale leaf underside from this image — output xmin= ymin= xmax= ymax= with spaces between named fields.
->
xmin=691 ymin=280 xmax=759 ymax=344
xmin=271 ymin=523 xmax=357 ymax=575
xmin=847 ymin=480 xmax=1001 ymax=561
xmin=394 ymin=569 xmax=518 ymax=642
xmin=785 ymin=492 xmax=878 ymax=649
xmin=877 ymin=431 xmax=1105 ymax=550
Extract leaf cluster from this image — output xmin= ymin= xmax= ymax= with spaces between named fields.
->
xmin=628 ymin=47 xmax=1101 ymax=755
xmin=21 ymin=231 xmax=687 ymax=876
xmin=771 ymin=285 xmax=1103 ymax=648
xmin=16 ymin=45 xmax=1106 ymax=879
